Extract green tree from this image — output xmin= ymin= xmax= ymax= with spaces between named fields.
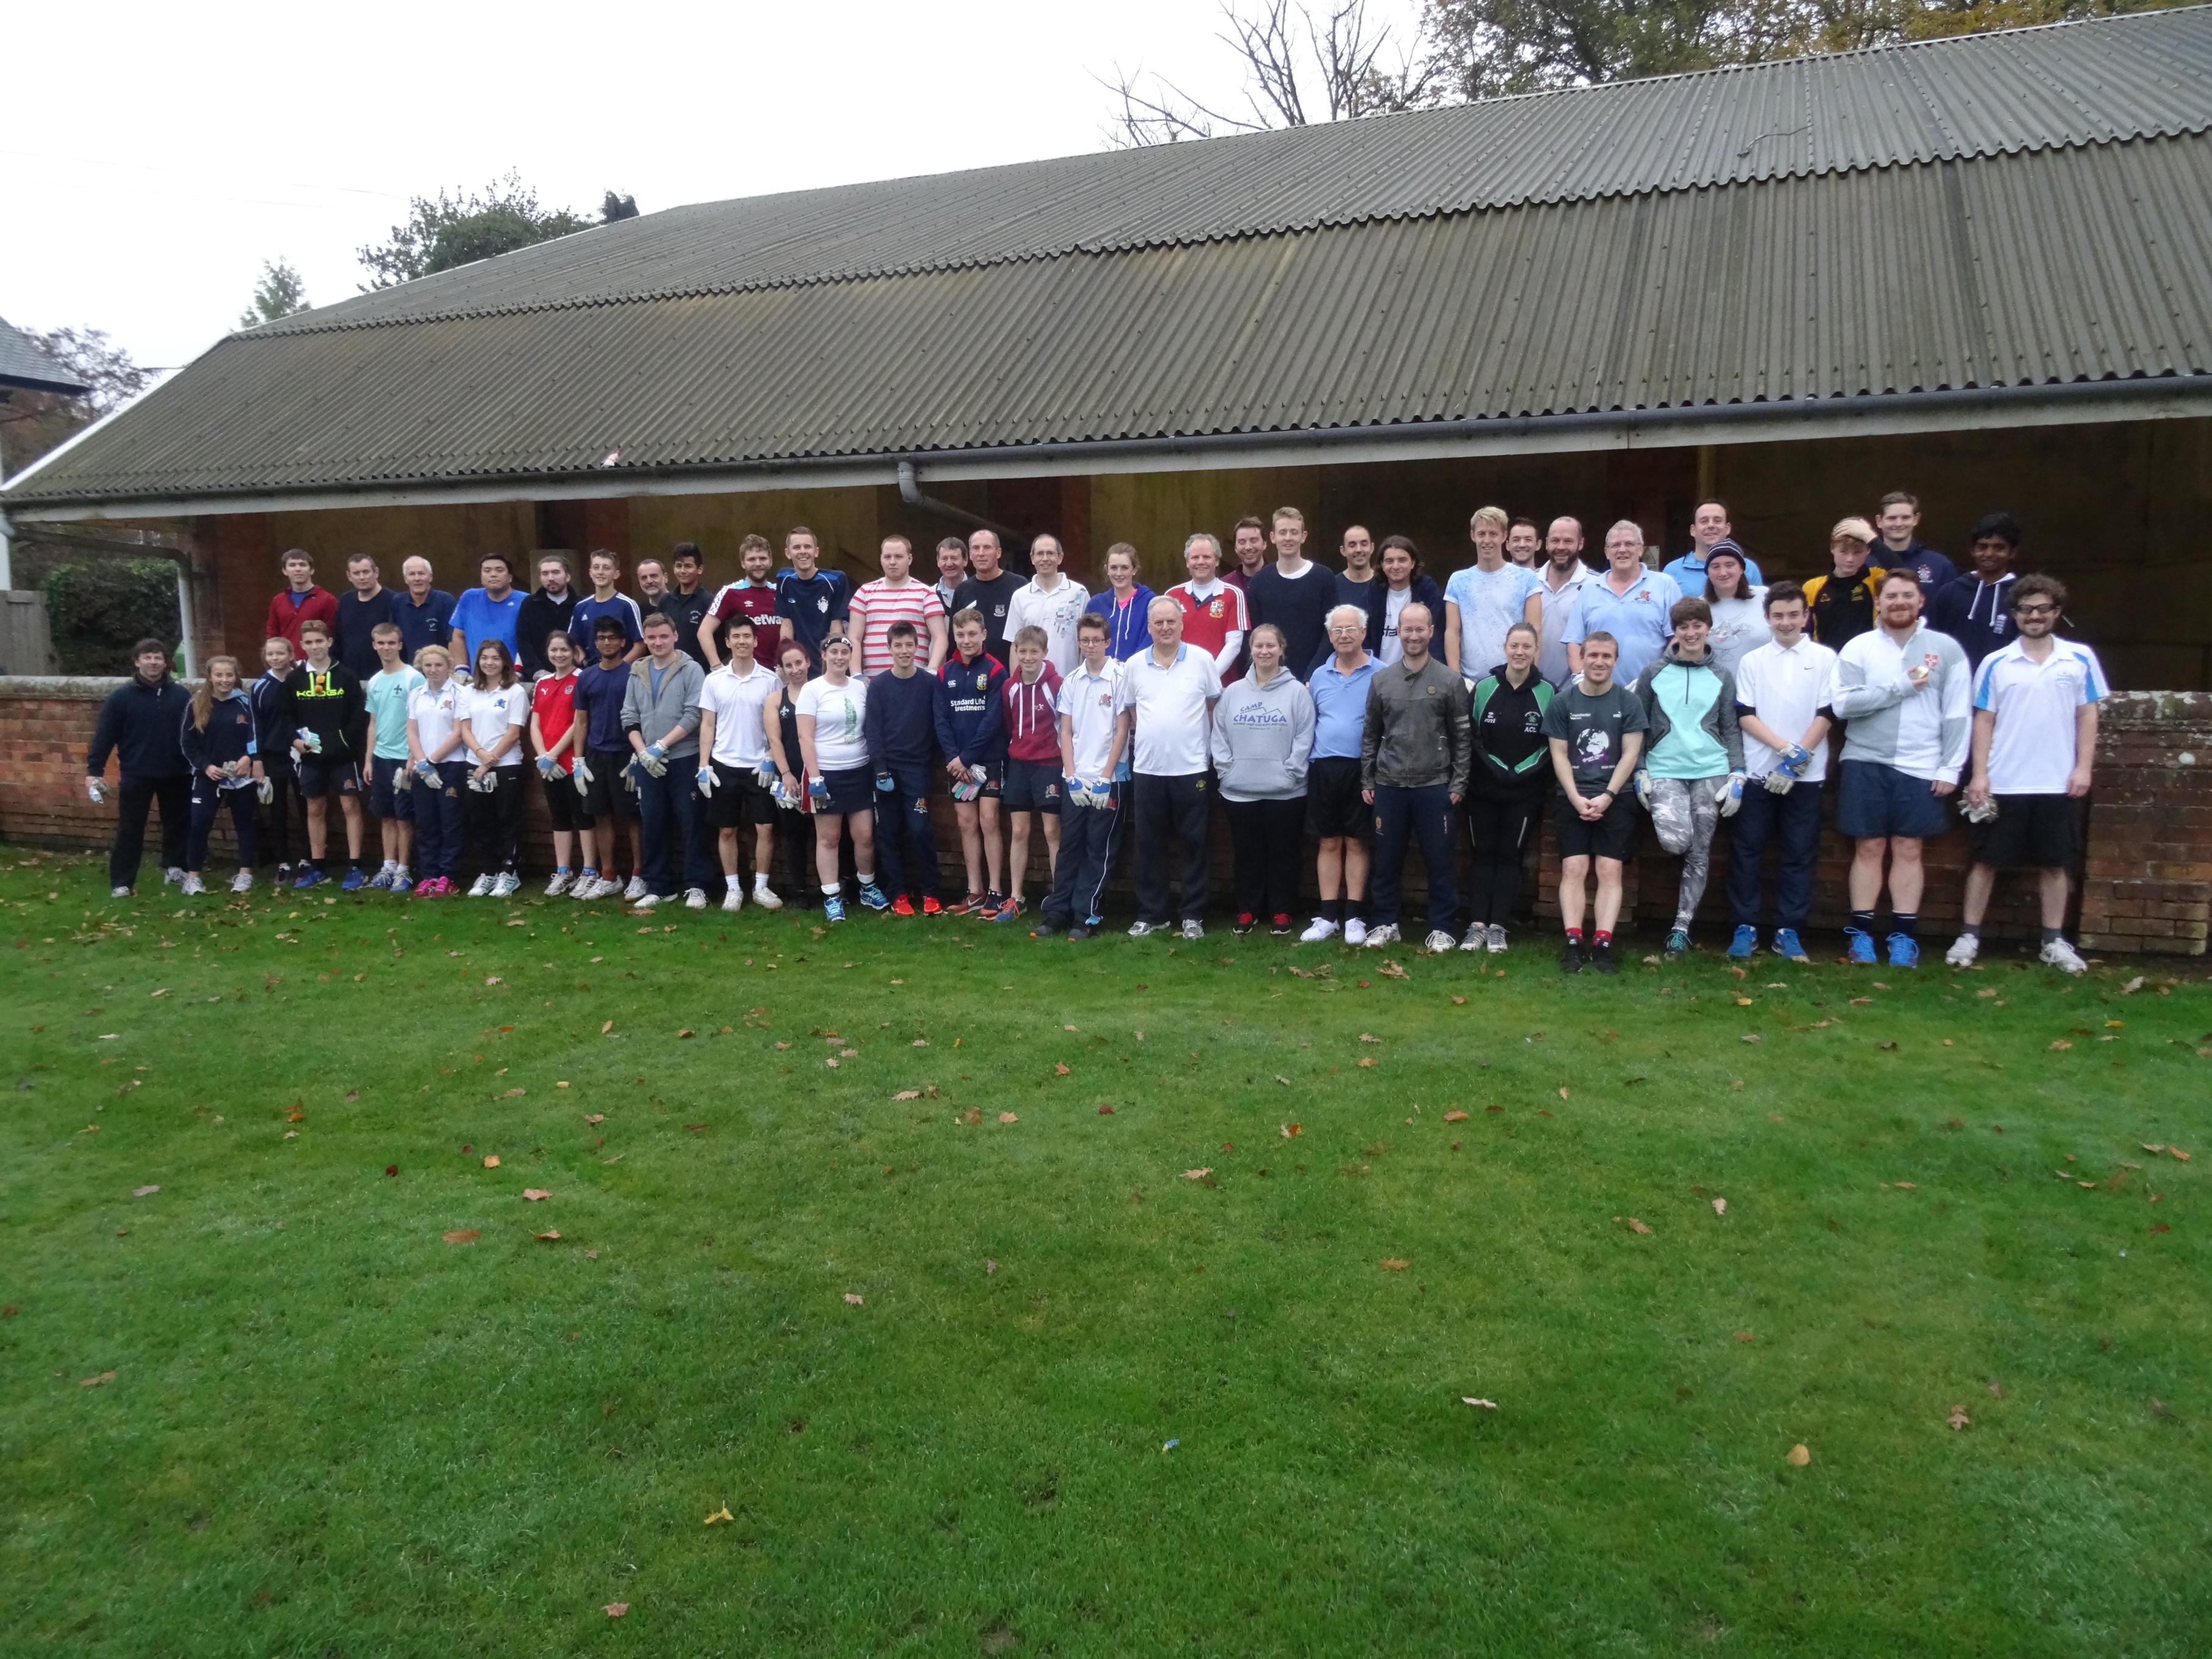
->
xmin=357 ymin=174 xmax=642 ymax=289
xmin=0 ymin=327 xmax=153 ymax=477
xmin=237 ymin=258 xmax=310 ymax=330
xmin=600 ymin=190 xmax=640 ymax=222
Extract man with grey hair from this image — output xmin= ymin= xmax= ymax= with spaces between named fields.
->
xmin=1300 ymin=602 xmax=1380 ymax=943
xmin=1166 ymin=531 xmax=1248 ymax=680
xmin=392 ymin=555 xmax=456 ymax=663
xmin=1565 ymin=520 xmax=1680 ymax=688
xmin=1115 ymin=594 xmax=1223 ymax=939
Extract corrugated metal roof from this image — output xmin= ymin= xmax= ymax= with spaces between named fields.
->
xmin=0 ymin=317 xmax=91 ymax=396
xmin=258 ymin=9 xmax=2212 ymax=335
xmin=12 ymin=133 xmax=2209 ymax=507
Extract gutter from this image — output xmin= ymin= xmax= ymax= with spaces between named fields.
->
xmin=7 ymin=374 xmax=2208 ymax=523
xmin=895 ymin=460 xmax=1022 ymax=548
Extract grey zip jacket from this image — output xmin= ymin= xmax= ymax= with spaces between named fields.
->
xmin=1360 ymin=654 xmax=1473 ymax=794
xmin=1209 ymin=668 xmax=1317 ymax=801
xmin=621 ymin=653 xmax=705 ymax=759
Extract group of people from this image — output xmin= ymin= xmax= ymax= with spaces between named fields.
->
xmin=84 ymin=491 xmax=2104 ymax=970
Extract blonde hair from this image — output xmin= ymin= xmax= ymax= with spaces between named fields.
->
xmin=1271 ymin=506 xmax=1305 ymax=527
xmin=1012 ymin=625 xmax=1049 ymax=652
xmin=1470 ymin=505 xmax=1510 ymax=534
xmin=188 ymin=656 xmax=243 ymax=731
xmin=413 ymin=644 xmax=452 ymax=670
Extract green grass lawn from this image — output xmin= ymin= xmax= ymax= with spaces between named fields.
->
xmin=1 ymin=845 xmax=2207 ymax=1657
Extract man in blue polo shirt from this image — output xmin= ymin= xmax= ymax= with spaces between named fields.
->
xmin=1567 ymin=521 xmax=1682 ymax=689
xmin=1663 ymin=500 xmax=1765 ymax=591
xmin=775 ymin=525 xmax=851 ymax=669
xmin=392 ymin=556 xmax=456 ymax=663
xmin=449 ymin=553 xmax=524 ymax=671
xmin=1299 ymin=602 xmax=1380 ymax=945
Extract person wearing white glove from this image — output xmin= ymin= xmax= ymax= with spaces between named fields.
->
xmin=526 ymin=630 xmax=594 ymax=897
xmin=85 ymin=639 xmax=193 ymax=897
xmin=620 ymin=613 xmax=711 ymax=908
xmin=1727 ymin=584 xmax=1836 ymax=962
xmin=1033 ymin=614 xmax=1129 ymax=940
xmin=1635 ymin=599 xmax=1745 ymax=958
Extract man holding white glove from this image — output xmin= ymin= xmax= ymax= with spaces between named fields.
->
xmin=1034 ymin=613 xmax=1129 ymax=940
xmin=86 ymin=639 xmax=194 ymax=897
xmin=621 ymin=613 xmax=710 ymax=910
xmin=1726 ymin=583 xmax=1835 ymax=961
xmin=1635 ymin=597 xmax=1744 ymax=957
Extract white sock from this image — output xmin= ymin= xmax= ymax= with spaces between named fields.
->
xmin=753 ymin=872 xmax=772 ymax=890
xmin=823 ymin=883 xmax=840 ymax=897
xmin=857 ymin=872 xmax=875 ymax=886
xmin=727 ymin=875 xmax=742 ymax=893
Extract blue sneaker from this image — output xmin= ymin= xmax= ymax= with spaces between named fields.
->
xmin=1771 ymin=928 xmax=1809 ymax=962
xmin=1664 ymin=927 xmax=1690 ymax=957
xmin=823 ymin=895 xmax=846 ymax=923
xmin=293 ymin=867 xmax=327 ymax=890
xmin=856 ymin=881 xmax=890 ymax=912
xmin=1727 ymin=925 xmax=1758 ymax=958
xmin=340 ymin=867 xmax=365 ymax=892
xmin=1844 ymin=927 xmax=1876 ymax=964
xmin=1886 ymin=932 xmax=1920 ymax=968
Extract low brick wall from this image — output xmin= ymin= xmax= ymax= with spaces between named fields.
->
xmin=7 ymin=677 xmax=2203 ymax=955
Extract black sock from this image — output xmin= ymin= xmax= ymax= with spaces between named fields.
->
xmin=1323 ymin=898 xmax=1344 ymax=923
xmin=1892 ymin=912 xmax=1918 ymax=940
xmin=1850 ymin=909 xmax=1876 ymax=934
xmin=1348 ymin=897 xmax=1367 ymax=923
xmin=2040 ymin=925 xmax=2064 ymax=945
xmin=1960 ymin=922 xmax=1980 ymax=939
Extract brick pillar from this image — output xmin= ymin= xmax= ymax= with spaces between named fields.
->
xmin=2079 ymin=691 xmax=2211 ymax=956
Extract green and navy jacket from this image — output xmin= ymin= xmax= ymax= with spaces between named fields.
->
xmin=1468 ymin=665 xmax=1555 ymax=800
xmin=1636 ymin=643 xmax=1744 ymax=780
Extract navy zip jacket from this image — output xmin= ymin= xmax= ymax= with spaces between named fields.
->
xmin=250 ymin=672 xmax=296 ymax=775
xmin=1926 ymin=572 xmax=2018 ymax=669
xmin=180 ymin=691 xmax=259 ymax=778
xmin=933 ymin=651 xmax=1008 ymax=766
xmin=87 ymin=674 xmax=192 ymax=779
xmin=864 ymin=668 xmax=941 ymax=770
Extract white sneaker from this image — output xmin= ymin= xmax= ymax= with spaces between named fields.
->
xmin=389 ymin=866 xmax=410 ymax=890
xmin=751 ymin=881 xmax=783 ymax=911
xmin=1343 ymin=917 xmax=1368 ymax=947
xmin=2040 ymin=937 xmax=2088 ymax=974
xmin=1487 ymin=924 xmax=1508 ymax=954
xmin=110 ymin=885 xmax=132 ymax=898
xmin=180 ymin=874 xmax=207 ymax=896
xmin=1180 ymin=918 xmax=1205 ymax=941
xmin=624 ymin=875 xmax=649 ymax=902
xmin=571 ymin=875 xmax=602 ymax=899
xmin=163 ymin=867 xmax=185 ymax=886
xmin=1298 ymin=917 xmax=1339 ymax=944
xmin=466 ymin=874 xmax=494 ymax=897
xmin=1424 ymin=929 xmax=1457 ymax=953
xmin=721 ymin=886 xmax=745 ymax=913
xmin=491 ymin=872 xmax=521 ymax=898
xmin=684 ymin=887 xmax=709 ymax=910
xmin=1459 ymin=925 xmax=1487 ymax=951
xmin=544 ymin=871 xmax=574 ymax=897
xmin=1364 ymin=923 xmax=1400 ymax=947
xmin=1944 ymin=933 xmax=1980 ymax=968
xmin=1127 ymin=920 xmax=1162 ymax=937
xmin=635 ymin=891 xmax=663 ymax=910
xmin=230 ymin=870 xmax=254 ymax=893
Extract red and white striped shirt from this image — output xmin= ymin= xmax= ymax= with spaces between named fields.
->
xmin=1003 ymin=661 xmax=1064 ymax=764
xmin=850 ymin=578 xmax=945 ymax=677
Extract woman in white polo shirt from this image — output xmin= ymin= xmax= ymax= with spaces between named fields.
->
xmin=1112 ymin=595 xmax=1223 ymax=940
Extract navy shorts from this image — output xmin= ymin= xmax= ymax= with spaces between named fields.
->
xmin=816 ymin=766 xmax=877 ymax=817
xmin=1003 ymin=756 xmax=1062 ymax=814
xmin=367 ymin=756 xmax=414 ymax=820
xmin=297 ymin=755 xmax=361 ymax=798
xmin=1835 ymin=759 xmax=1952 ymax=841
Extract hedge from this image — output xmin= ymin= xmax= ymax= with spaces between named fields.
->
xmin=42 ymin=558 xmax=183 ymax=675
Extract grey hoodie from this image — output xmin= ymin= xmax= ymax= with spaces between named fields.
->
xmin=621 ymin=652 xmax=705 ymax=759
xmin=1209 ymin=668 xmax=1316 ymax=801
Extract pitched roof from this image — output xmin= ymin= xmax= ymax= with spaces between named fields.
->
xmin=0 ymin=318 xmax=91 ymax=396
xmin=10 ymin=10 xmax=2212 ymax=513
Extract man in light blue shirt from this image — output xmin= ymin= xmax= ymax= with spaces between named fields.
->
xmin=1443 ymin=505 xmax=1542 ymax=682
xmin=1662 ymin=499 xmax=1765 ymax=589
xmin=1566 ymin=520 xmax=1683 ymax=689
xmin=1300 ymin=603 xmax=1382 ymax=945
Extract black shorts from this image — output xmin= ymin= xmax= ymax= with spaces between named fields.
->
xmin=297 ymin=756 xmax=361 ymax=798
xmin=1003 ymin=757 xmax=1062 ymax=814
xmin=579 ymin=747 xmax=638 ymax=820
xmin=816 ymin=766 xmax=877 ymax=817
xmin=543 ymin=767 xmax=591 ymax=831
xmin=703 ymin=761 xmax=775 ymax=828
xmin=1305 ymin=756 xmax=1370 ymax=839
xmin=1970 ymin=794 xmax=2082 ymax=870
xmin=366 ymin=755 xmax=414 ymax=819
xmin=1554 ymin=787 xmax=1638 ymax=862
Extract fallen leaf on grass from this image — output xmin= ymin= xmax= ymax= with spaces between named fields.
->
xmin=1712 ymin=1198 xmax=1727 ymax=1215
xmin=604 ymin=1603 xmax=628 ymax=1618
xmin=1357 ymin=1056 xmax=1376 ymax=1068
xmin=2171 ymin=1146 xmax=2192 ymax=1162
xmin=80 ymin=1371 xmax=116 ymax=1388
xmin=483 ymin=1154 xmax=500 ymax=1168
xmin=677 ymin=1028 xmax=695 ymax=1039
xmin=2143 ymin=1143 xmax=2165 ymax=1153
xmin=1462 ymin=1397 xmax=1498 ymax=1409
xmin=535 ymin=1230 xmax=560 ymax=1241
xmin=1742 ymin=1034 xmax=1764 ymax=1045
xmin=443 ymin=1229 xmax=480 ymax=1244
xmin=1735 ymin=996 xmax=1755 ymax=1007
xmin=600 ymin=1020 xmax=614 ymax=1034
xmin=1451 ymin=995 xmax=1467 ymax=1006
xmin=523 ymin=1188 xmax=552 ymax=1201
xmin=1893 ymin=1181 xmax=1918 ymax=1190
xmin=893 ymin=1090 xmax=921 ymax=1101
xmin=1098 ymin=1104 xmax=1115 ymax=1115
xmin=1181 ymin=1168 xmax=1213 ymax=1181
xmin=385 ymin=1165 xmax=398 ymax=1176
xmin=1379 ymin=1259 xmax=1409 ymax=1271
xmin=1786 ymin=1444 xmax=1811 ymax=1467
xmin=1359 ymin=1033 xmax=1381 ymax=1043
xmin=1620 ymin=1217 xmax=1652 ymax=1235
xmin=1378 ymin=959 xmax=1409 ymax=980
xmin=583 ymin=1113 xmax=605 ymax=1125
xmin=1734 ymin=1331 xmax=1755 ymax=1342
xmin=132 ymin=1184 xmax=159 ymax=1198
xmin=2049 ymin=1039 xmax=2073 ymax=1051
xmin=501 ymin=1087 xmax=525 ymax=1098
xmin=1053 ymin=1062 xmax=1070 ymax=1076
xmin=843 ymin=1293 xmax=863 ymax=1306
xmin=1558 ymin=1087 xmax=1570 ymax=1100
xmin=985 ymin=1259 xmax=998 ymax=1275
xmin=2121 ymin=975 xmax=2144 ymax=995
xmin=1443 ymin=1110 xmax=1469 ymax=1123
xmin=998 ymin=1112 xmax=1019 ymax=1124
xmin=1947 ymin=1405 xmax=1971 ymax=1431
xmin=1279 ymin=1122 xmax=1299 ymax=1137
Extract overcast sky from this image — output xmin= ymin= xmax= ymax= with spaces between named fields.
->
xmin=8 ymin=0 xmax=1317 ymax=369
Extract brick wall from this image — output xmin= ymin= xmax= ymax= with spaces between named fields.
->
xmin=7 ymin=677 xmax=2203 ymax=956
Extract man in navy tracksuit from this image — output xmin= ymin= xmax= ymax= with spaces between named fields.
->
xmin=86 ymin=639 xmax=193 ymax=895
xmin=862 ymin=620 xmax=943 ymax=914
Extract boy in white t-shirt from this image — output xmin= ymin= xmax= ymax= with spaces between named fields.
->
xmin=695 ymin=615 xmax=784 ymax=913
xmin=1034 ymin=612 xmax=1128 ymax=940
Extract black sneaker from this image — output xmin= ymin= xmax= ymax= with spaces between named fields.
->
xmin=1591 ymin=941 xmax=1620 ymax=974
xmin=1232 ymin=912 xmax=1257 ymax=937
xmin=1270 ymin=913 xmax=1293 ymax=937
xmin=1029 ymin=918 xmax=1062 ymax=939
xmin=1065 ymin=924 xmax=1092 ymax=942
xmin=1559 ymin=940 xmax=1584 ymax=974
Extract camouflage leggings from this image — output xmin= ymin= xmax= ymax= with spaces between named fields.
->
xmin=1647 ymin=775 xmax=1724 ymax=927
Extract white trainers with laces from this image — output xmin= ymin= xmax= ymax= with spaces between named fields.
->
xmin=2040 ymin=937 xmax=2088 ymax=974
xmin=751 ymin=881 xmax=783 ymax=910
xmin=544 ymin=871 xmax=574 ymax=897
xmin=1298 ymin=916 xmax=1339 ymax=943
xmin=110 ymin=885 xmax=132 ymax=898
xmin=624 ymin=875 xmax=649 ymax=902
xmin=1459 ymin=924 xmax=1487 ymax=951
xmin=1363 ymin=923 xmax=1400 ymax=947
xmin=721 ymin=887 xmax=745 ymax=913
xmin=467 ymin=874 xmax=494 ymax=898
xmin=1127 ymin=920 xmax=1162 ymax=937
xmin=163 ymin=867 xmax=186 ymax=886
xmin=1424 ymin=929 xmax=1458 ymax=953
xmin=634 ymin=891 xmax=663 ymax=909
xmin=1180 ymin=918 xmax=1205 ymax=940
xmin=1487 ymin=924 xmax=1509 ymax=953
xmin=491 ymin=872 xmax=521 ymax=897
xmin=230 ymin=870 xmax=254 ymax=893
xmin=685 ymin=887 xmax=709 ymax=910
xmin=1944 ymin=933 xmax=1980 ymax=968
xmin=1343 ymin=917 xmax=1368 ymax=946
xmin=180 ymin=873 xmax=207 ymax=896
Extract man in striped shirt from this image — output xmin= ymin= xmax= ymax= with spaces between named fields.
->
xmin=850 ymin=535 xmax=948 ymax=678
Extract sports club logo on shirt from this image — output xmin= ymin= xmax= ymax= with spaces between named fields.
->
xmin=973 ymin=672 xmax=990 ymax=691
xmin=816 ymin=596 xmax=829 ymax=613
xmin=1207 ymin=599 xmax=1225 ymax=619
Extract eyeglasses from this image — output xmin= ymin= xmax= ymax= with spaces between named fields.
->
xmin=2015 ymin=604 xmax=2059 ymax=618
